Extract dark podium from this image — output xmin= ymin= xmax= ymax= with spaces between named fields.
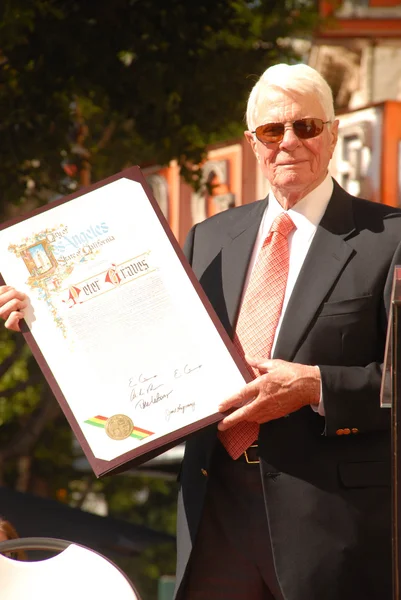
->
xmin=381 ymin=265 xmax=401 ymax=600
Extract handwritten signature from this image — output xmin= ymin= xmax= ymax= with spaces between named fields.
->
xmin=128 ymin=364 xmax=202 ymax=410
xmin=166 ymin=402 xmax=196 ymax=421
xmin=174 ymin=364 xmax=202 ymax=379
xmin=129 ymin=373 xmax=161 ymax=387
xmin=136 ymin=390 xmax=173 ymax=410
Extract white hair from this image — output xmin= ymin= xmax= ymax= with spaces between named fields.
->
xmin=246 ymin=63 xmax=335 ymax=131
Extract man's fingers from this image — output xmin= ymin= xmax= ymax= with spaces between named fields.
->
xmin=0 ymin=285 xmax=12 ymax=296
xmin=0 ymin=286 xmax=26 ymax=301
xmin=217 ymin=404 xmax=254 ymax=431
xmin=0 ymin=287 xmax=28 ymax=331
xmin=0 ymin=297 xmax=28 ymax=320
xmin=5 ymin=311 xmax=25 ymax=332
xmin=246 ymin=355 xmax=274 ymax=372
xmin=218 ymin=382 xmax=258 ymax=412
xmin=0 ymin=286 xmax=28 ymax=319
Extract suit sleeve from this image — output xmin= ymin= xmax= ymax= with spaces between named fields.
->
xmin=319 ymin=363 xmax=389 ymax=435
xmin=319 ymin=242 xmax=401 ymax=436
xmin=183 ymin=225 xmax=196 ymax=265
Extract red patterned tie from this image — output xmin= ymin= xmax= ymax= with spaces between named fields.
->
xmin=219 ymin=212 xmax=296 ymax=459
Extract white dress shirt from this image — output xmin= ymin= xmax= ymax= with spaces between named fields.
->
xmin=241 ymin=172 xmax=334 ymax=414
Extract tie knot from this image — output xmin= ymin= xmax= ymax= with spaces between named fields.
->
xmin=270 ymin=212 xmax=295 ymax=238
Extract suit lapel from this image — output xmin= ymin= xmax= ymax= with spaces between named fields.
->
xmin=273 ymin=182 xmax=356 ymax=361
xmin=221 ymin=198 xmax=268 ymax=335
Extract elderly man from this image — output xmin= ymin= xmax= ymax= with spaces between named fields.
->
xmin=173 ymin=63 xmax=401 ymax=600
xmin=1 ymin=63 xmax=401 ymax=600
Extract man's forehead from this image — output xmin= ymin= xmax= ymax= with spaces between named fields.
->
xmin=254 ymin=89 xmax=325 ymax=124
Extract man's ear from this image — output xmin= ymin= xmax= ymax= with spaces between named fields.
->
xmin=329 ymin=119 xmax=340 ymax=157
xmin=244 ymin=131 xmax=261 ymax=163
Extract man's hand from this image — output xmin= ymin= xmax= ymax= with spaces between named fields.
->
xmin=218 ymin=357 xmax=321 ymax=431
xmin=0 ymin=286 xmax=28 ymax=332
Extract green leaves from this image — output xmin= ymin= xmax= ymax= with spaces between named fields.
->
xmin=0 ymin=0 xmax=318 ymax=213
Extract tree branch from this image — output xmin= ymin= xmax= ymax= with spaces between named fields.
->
xmin=96 ymin=121 xmax=116 ymax=151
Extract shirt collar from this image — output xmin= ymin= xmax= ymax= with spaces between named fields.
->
xmin=263 ymin=173 xmax=334 ymax=236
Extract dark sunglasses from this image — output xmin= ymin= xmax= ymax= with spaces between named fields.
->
xmin=252 ymin=118 xmax=331 ymax=144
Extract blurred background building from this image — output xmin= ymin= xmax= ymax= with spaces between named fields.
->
xmin=145 ymin=0 xmax=401 ymax=247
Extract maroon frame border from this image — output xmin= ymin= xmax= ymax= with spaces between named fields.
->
xmin=0 ymin=166 xmax=251 ymax=477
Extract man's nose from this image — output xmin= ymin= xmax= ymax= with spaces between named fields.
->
xmin=279 ymin=125 xmax=300 ymax=149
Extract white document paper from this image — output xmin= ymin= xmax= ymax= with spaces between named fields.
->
xmin=0 ymin=175 xmax=247 ymax=467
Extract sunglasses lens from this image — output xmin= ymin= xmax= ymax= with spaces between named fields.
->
xmin=293 ymin=118 xmax=324 ymax=139
xmin=255 ymin=123 xmax=284 ymax=143
xmin=254 ymin=118 xmax=326 ymax=143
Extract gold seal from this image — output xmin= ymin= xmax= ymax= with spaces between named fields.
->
xmin=105 ymin=414 xmax=134 ymax=440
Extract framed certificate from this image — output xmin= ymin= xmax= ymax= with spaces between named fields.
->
xmin=0 ymin=167 xmax=250 ymax=476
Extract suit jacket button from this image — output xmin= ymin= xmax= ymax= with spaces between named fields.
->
xmin=343 ymin=428 xmax=351 ymax=435
xmin=336 ymin=429 xmax=344 ymax=436
xmin=201 ymin=468 xmax=208 ymax=477
xmin=351 ymin=428 xmax=359 ymax=434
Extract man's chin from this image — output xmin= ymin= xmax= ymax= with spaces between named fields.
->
xmin=274 ymin=173 xmax=309 ymax=191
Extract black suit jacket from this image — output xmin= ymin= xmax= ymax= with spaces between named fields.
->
xmin=175 ymin=181 xmax=401 ymax=600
